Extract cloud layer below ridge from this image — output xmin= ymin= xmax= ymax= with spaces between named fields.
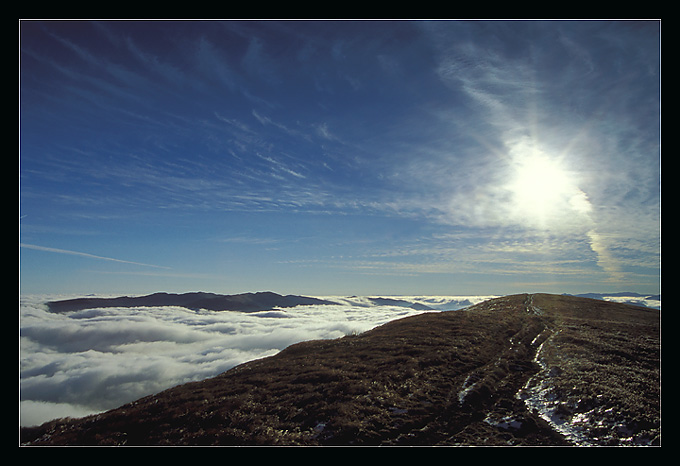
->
xmin=20 ymin=294 xmax=486 ymax=427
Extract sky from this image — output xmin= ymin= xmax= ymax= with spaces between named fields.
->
xmin=19 ymin=20 xmax=661 ymax=297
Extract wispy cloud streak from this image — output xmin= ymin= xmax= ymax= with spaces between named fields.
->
xmin=20 ymin=243 xmax=171 ymax=269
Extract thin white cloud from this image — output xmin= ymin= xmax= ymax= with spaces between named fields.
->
xmin=195 ymin=35 xmax=238 ymax=91
xmin=20 ymin=243 xmax=171 ymax=269
xmin=586 ymin=230 xmax=625 ymax=283
xmin=123 ymin=34 xmax=188 ymax=89
xmin=217 ymin=236 xmax=281 ymax=246
xmin=241 ymin=36 xmax=279 ymax=85
xmin=315 ymin=122 xmax=336 ymax=141
xmin=251 ymin=109 xmax=312 ymax=142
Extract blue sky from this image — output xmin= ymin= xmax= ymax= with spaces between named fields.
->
xmin=19 ymin=20 xmax=661 ymax=296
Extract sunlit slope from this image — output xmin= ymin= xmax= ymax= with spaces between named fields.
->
xmin=21 ymin=293 xmax=660 ymax=446
xmin=520 ymin=293 xmax=660 ymax=445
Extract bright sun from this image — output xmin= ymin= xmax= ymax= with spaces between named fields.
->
xmin=511 ymin=155 xmax=570 ymax=213
xmin=507 ymin=149 xmax=590 ymax=227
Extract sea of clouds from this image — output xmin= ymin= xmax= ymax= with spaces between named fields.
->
xmin=19 ymin=294 xmax=491 ymax=427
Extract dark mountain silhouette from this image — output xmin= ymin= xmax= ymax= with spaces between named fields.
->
xmin=366 ymin=297 xmax=435 ymax=311
xmin=22 ymin=293 xmax=660 ymax=446
xmin=46 ymin=291 xmax=335 ymax=313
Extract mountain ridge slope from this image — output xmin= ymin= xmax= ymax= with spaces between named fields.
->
xmin=21 ymin=293 xmax=660 ymax=446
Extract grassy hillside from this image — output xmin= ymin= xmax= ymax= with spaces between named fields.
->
xmin=20 ymin=293 xmax=660 ymax=446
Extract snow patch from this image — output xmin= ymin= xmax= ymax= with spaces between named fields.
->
xmin=484 ymin=414 xmax=523 ymax=431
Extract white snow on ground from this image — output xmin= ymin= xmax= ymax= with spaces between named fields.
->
xmin=516 ymin=334 xmax=596 ymax=446
xmin=517 ymin=331 xmax=657 ymax=446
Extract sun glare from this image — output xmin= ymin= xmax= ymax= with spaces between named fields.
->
xmin=507 ymin=147 xmax=590 ymax=227
xmin=512 ymin=155 xmax=569 ymax=211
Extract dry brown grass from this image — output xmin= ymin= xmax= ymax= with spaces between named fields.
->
xmin=21 ymin=293 xmax=660 ymax=446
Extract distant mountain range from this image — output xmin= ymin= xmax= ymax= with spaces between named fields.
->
xmin=46 ymin=291 xmax=336 ymax=313
xmin=24 ymin=293 xmax=660 ymax=446
xmin=46 ymin=291 xmax=660 ymax=315
xmin=365 ymin=297 xmax=437 ymax=311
